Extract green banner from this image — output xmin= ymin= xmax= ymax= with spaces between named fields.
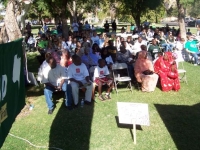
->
xmin=0 ymin=38 xmax=25 ymax=147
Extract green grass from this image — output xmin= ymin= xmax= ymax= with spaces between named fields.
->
xmin=1 ymin=52 xmax=200 ymax=150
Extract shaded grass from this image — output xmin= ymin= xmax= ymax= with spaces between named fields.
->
xmin=1 ymin=52 xmax=200 ymax=150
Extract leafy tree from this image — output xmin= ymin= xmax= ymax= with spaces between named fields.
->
xmin=0 ymin=0 xmax=33 ymax=43
xmin=116 ymin=0 xmax=162 ymax=27
xmin=165 ymin=0 xmax=194 ymax=39
xmin=188 ymin=0 xmax=200 ymax=18
xmin=27 ymin=0 xmax=51 ymax=25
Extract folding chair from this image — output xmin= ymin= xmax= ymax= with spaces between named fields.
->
xmin=112 ymin=63 xmax=133 ymax=94
xmin=177 ymin=60 xmax=188 ymax=84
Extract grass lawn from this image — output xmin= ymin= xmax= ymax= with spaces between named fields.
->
xmin=1 ymin=52 xmax=200 ymax=150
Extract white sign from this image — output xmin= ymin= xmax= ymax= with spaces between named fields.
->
xmin=117 ymin=102 xmax=150 ymax=126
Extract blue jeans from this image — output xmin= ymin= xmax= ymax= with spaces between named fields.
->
xmin=168 ymin=43 xmax=174 ymax=51
xmin=191 ymin=52 xmax=200 ymax=64
xmin=44 ymin=82 xmax=72 ymax=110
xmin=127 ymin=64 xmax=134 ymax=79
xmin=161 ymin=43 xmax=172 ymax=52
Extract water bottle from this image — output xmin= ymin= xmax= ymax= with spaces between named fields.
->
xmin=29 ymin=104 xmax=34 ymax=110
xmin=81 ymin=99 xmax=84 ymax=108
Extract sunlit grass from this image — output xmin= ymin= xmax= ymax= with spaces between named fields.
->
xmin=1 ymin=53 xmax=200 ymax=150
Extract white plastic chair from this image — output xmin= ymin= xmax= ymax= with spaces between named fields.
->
xmin=132 ymin=34 xmax=139 ymax=39
xmin=112 ymin=63 xmax=133 ymax=94
xmin=177 ymin=60 xmax=188 ymax=84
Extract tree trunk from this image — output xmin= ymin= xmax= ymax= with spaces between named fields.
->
xmin=176 ymin=0 xmax=186 ymax=39
xmin=132 ymin=12 xmax=141 ymax=28
xmin=0 ymin=0 xmax=22 ymax=43
xmin=16 ymin=2 xmax=32 ymax=35
xmin=55 ymin=15 xmax=60 ymax=25
xmin=70 ymin=16 xmax=73 ymax=25
xmin=38 ymin=12 xmax=43 ymax=25
xmin=61 ymin=10 xmax=68 ymax=39
xmin=0 ymin=25 xmax=9 ymax=43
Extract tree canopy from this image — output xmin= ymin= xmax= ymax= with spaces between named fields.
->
xmin=116 ymin=0 xmax=162 ymax=27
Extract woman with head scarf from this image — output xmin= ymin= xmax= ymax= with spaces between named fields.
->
xmin=134 ymin=51 xmax=158 ymax=92
xmin=154 ymin=52 xmax=180 ymax=91
xmin=60 ymin=50 xmax=72 ymax=68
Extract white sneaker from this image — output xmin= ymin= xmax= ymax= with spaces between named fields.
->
xmin=194 ymin=64 xmax=197 ymax=66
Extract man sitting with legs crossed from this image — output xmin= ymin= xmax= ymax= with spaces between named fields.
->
xmin=42 ymin=56 xmax=72 ymax=114
xmin=68 ymin=55 xmax=93 ymax=106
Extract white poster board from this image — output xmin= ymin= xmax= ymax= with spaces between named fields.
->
xmin=117 ymin=102 xmax=150 ymax=126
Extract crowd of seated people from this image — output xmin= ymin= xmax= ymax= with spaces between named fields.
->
xmin=33 ymin=22 xmax=200 ymax=114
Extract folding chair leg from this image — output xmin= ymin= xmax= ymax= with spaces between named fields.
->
xmin=130 ymin=82 xmax=133 ymax=93
xmin=180 ymin=73 xmax=188 ymax=85
xmin=184 ymin=73 xmax=188 ymax=85
xmin=116 ymin=86 xmax=118 ymax=94
xmin=114 ymin=81 xmax=118 ymax=94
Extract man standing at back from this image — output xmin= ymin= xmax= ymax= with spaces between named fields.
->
xmin=72 ymin=20 xmax=79 ymax=36
xmin=68 ymin=55 xmax=93 ymax=106
xmin=104 ymin=20 xmax=109 ymax=33
xmin=112 ymin=20 xmax=117 ymax=32
xmin=43 ymin=23 xmax=48 ymax=33
xmin=26 ymin=22 xmax=32 ymax=35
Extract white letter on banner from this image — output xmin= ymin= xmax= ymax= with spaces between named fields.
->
xmin=2 ymin=75 xmax=7 ymax=101
xmin=12 ymin=55 xmax=21 ymax=88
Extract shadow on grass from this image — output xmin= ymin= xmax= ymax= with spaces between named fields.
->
xmin=49 ymin=96 xmax=94 ymax=150
xmin=155 ymin=103 xmax=200 ymax=150
xmin=26 ymin=84 xmax=44 ymax=98
xmin=27 ymin=52 xmax=40 ymax=73
xmin=115 ymin=116 xmax=142 ymax=141
xmin=26 ymin=53 xmax=94 ymax=149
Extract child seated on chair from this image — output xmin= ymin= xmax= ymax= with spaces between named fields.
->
xmin=93 ymin=59 xmax=114 ymax=101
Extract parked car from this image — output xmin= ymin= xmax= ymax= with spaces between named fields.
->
xmin=187 ymin=19 xmax=200 ymax=27
xmin=196 ymin=19 xmax=200 ymax=27
xmin=187 ymin=21 xmax=196 ymax=27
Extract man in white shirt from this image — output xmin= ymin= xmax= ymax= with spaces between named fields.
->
xmin=132 ymin=37 xmax=147 ymax=55
xmin=174 ymin=38 xmax=185 ymax=63
xmin=27 ymin=34 xmax=35 ymax=52
xmin=146 ymin=28 xmax=154 ymax=41
xmin=66 ymin=35 xmax=72 ymax=46
xmin=42 ymin=57 xmax=72 ymax=114
xmin=62 ymin=37 xmax=69 ymax=50
xmin=91 ymin=31 xmax=99 ymax=45
xmin=68 ymin=55 xmax=93 ymax=106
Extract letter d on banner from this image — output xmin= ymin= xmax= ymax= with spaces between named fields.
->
xmin=1 ymin=75 xmax=7 ymax=101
